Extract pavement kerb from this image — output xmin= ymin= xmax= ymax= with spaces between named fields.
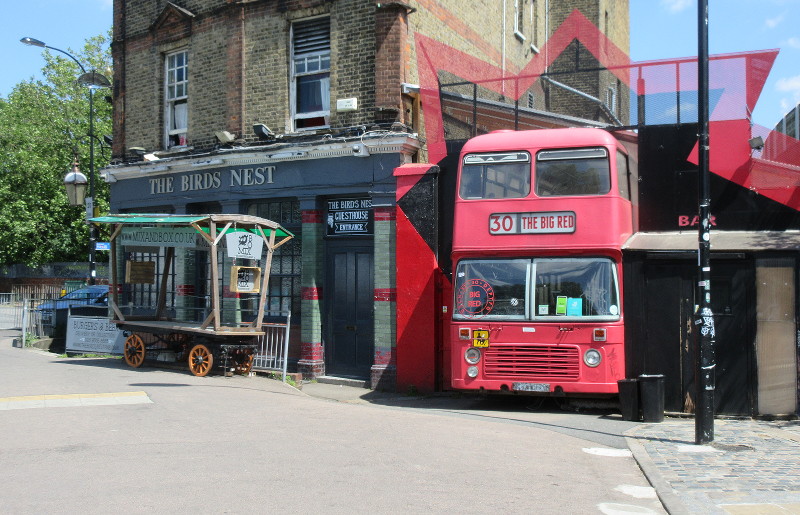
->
xmin=625 ymin=428 xmax=689 ymax=515
xmin=764 ymin=424 xmax=800 ymax=443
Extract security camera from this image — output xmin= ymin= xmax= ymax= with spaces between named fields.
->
xmin=352 ymin=143 xmax=370 ymax=157
xmin=253 ymin=123 xmax=274 ymax=139
xmin=215 ymin=131 xmax=235 ymax=144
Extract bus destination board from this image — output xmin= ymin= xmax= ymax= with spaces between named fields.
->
xmin=489 ymin=211 xmax=576 ymax=235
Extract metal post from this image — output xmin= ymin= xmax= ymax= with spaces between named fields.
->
xmin=21 ymin=297 xmax=29 ymax=346
xmin=695 ymin=0 xmax=715 ymax=444
xmin=88 ymin=82 xmax=97 ymax=285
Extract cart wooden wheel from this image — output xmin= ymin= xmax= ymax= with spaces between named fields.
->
xmin=235 ymin=353 xmax=254 ymax=375
xmin=188 ymin=344 xmax=214 ymax=377
xmin=123 ymin=334 xmax=146 ymax=368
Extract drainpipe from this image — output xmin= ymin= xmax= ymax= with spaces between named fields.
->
xmin=502 ymin=0 xmax=507 ymax=98
xmin=540 ymin=76 xmax=622 ymax=126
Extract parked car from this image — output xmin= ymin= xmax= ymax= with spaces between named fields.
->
xmin=37 ymin=285 xmax=109 ymax=327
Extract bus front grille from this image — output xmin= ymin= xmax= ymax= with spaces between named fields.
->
xmin=483 ymin=345 xmax=580 ymax=380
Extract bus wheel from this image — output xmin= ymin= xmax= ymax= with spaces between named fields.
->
xmin=188 ymin=344 xmax=214 ymax=377
xmin=124 ymin=334 xmax=146 ymax=368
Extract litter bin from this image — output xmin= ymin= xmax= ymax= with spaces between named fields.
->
xmin=617 ymin=379 xmax=641 ymax=421
xmin=638 ymin=374 xmax=665 ymax=423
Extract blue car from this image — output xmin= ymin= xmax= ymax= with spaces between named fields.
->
xmin=37 ymin=285 xmax=109 ymax=326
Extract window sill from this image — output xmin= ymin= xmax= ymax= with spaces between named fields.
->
xmin=157 ymin=145 xmax=194 ymax=157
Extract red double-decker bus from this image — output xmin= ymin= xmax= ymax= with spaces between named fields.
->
xmin=450 ymin=127 xmax=636 ymax=396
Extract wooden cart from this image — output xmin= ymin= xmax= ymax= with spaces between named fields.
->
xmin=91 ymin=214 xmax=293 ymax=376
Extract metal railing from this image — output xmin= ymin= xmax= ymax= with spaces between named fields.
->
xmin=0 ymin=296 xmax=49 ymax=340
xmin=252 ymin=311 xmax=291 ymax=382
xmin=0 ymin=293 xmax=100 ymax=338
xmin=0 ymin=293 xmax=20 ymax=331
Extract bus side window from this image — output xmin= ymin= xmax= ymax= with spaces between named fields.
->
xmin=617 ymin=150 xmax=630 ymax=199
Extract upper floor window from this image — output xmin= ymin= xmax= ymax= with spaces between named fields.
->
xmin=514 ymin=0 xmax=526 ymax=41
xmin=165 ymin=50 xmax=188 ymax=148
xmin=531 ymin=0 xmax=539 ymax=52
xmin=535 ymin=148 xmax=611 ymax=196
xmin=607 ymin=85 xmax=617 ymax=115
xmin=291 ymin=18 xmax=330 ymax=131
xmin=460 ymin=152 xmax=531 ymax=199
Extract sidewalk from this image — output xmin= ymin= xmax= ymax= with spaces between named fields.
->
xmin=627 ymin=418 xmax=800 ymax=514
xmin=301 ymin=379 xmax=800 ymax=515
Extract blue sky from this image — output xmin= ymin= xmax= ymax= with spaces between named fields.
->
xmin=1 ymin=0 xmax=797 ymax=128
xmin=1 ymin=0 xmax=112 ymax=92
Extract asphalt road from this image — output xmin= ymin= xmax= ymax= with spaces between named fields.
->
xmin=0 ymin=337 xmax=665 ymax=514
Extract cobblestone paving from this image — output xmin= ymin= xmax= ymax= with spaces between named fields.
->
xmin=628 ymin=419 xmax=800 ymax=514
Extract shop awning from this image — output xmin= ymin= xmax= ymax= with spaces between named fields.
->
xmin=623 ymin=231 xmax=800 ymax=252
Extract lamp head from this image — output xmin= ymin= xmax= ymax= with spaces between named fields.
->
xmin=20 ymin=37 xmax=46 ymax=48
xmin=77 ymin=71 xmax=111 ymax=88
xmin=748 ymin=136 xmax=764 ymax=151
xmin=64 ymin=160 xmax=88 ymax=206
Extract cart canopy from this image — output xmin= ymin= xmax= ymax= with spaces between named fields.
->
xmin=90 ymin=213 xmax=294 ymax=239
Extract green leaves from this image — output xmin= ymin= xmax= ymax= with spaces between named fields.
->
xmin=0 ymin=32 xmax=111 ymax=267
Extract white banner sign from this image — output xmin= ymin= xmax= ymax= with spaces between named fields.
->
xmin=65 ymin=315 xmax=125 ymax=355
xmin=120 ymin=226 xmax=200 ymax=248
xmin=225 ymin=231 xmax=263 ymax=260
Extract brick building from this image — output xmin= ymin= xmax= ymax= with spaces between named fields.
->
xmin=104 ymin=0 xmax=629 ymax=389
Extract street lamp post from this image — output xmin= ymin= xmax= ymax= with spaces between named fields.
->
xmin=21 ymin=37 xmax=110 ymax=286
xmin=695 ymin=0 xmax=715 ymax=444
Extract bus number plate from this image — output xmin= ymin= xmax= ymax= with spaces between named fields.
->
xmin=472 ymin=330 xmax=489 ymax=347
xmin=512 ymin=382 xmax=550 ymax=393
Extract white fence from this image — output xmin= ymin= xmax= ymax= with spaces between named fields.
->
xmin=0 ymin=295 xmax=51 ymax=338
xmin=252 ymin=312 xmax=292 ymax=382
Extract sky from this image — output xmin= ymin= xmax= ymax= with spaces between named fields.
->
xmin=0 ymin=0 xmax=797 ymax=129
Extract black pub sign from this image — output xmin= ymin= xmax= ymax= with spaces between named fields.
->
xmin=326 ymin=197 xmax=373 ymax=237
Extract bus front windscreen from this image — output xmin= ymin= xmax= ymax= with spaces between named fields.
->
xmin=454 ymin=257 xmax=619 ymax=321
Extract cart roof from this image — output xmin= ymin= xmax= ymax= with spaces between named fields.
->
xmin=91 ymin=213 xmax=294 ymax=238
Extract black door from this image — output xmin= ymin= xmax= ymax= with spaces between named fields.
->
xmin=326 ymin=244 xmax=374 ymax=378
xmin=639 ymin=261 xmax=694 ymax=412
xmin=708 ymin=261 xmax=757 ymax=415
xmin=640 ymin=258 xmax=756 ymax=415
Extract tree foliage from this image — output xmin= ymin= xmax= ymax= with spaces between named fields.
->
xmin=0 ymin=33 xmax=112 ymax=267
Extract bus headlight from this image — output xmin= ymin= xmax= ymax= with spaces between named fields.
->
xmin=467 ymin=366 xmax=479 ymax=378
xmin=583 ymin=349 xmax=602 ymax=368
xmin=465 ymin=347 xmax=481 ymax=364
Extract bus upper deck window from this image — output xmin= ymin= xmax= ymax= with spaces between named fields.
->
xmin=535 ymin=147 xmax=610 ymax=197
xmin=460 ymin=152 xmax=531 ymax=199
